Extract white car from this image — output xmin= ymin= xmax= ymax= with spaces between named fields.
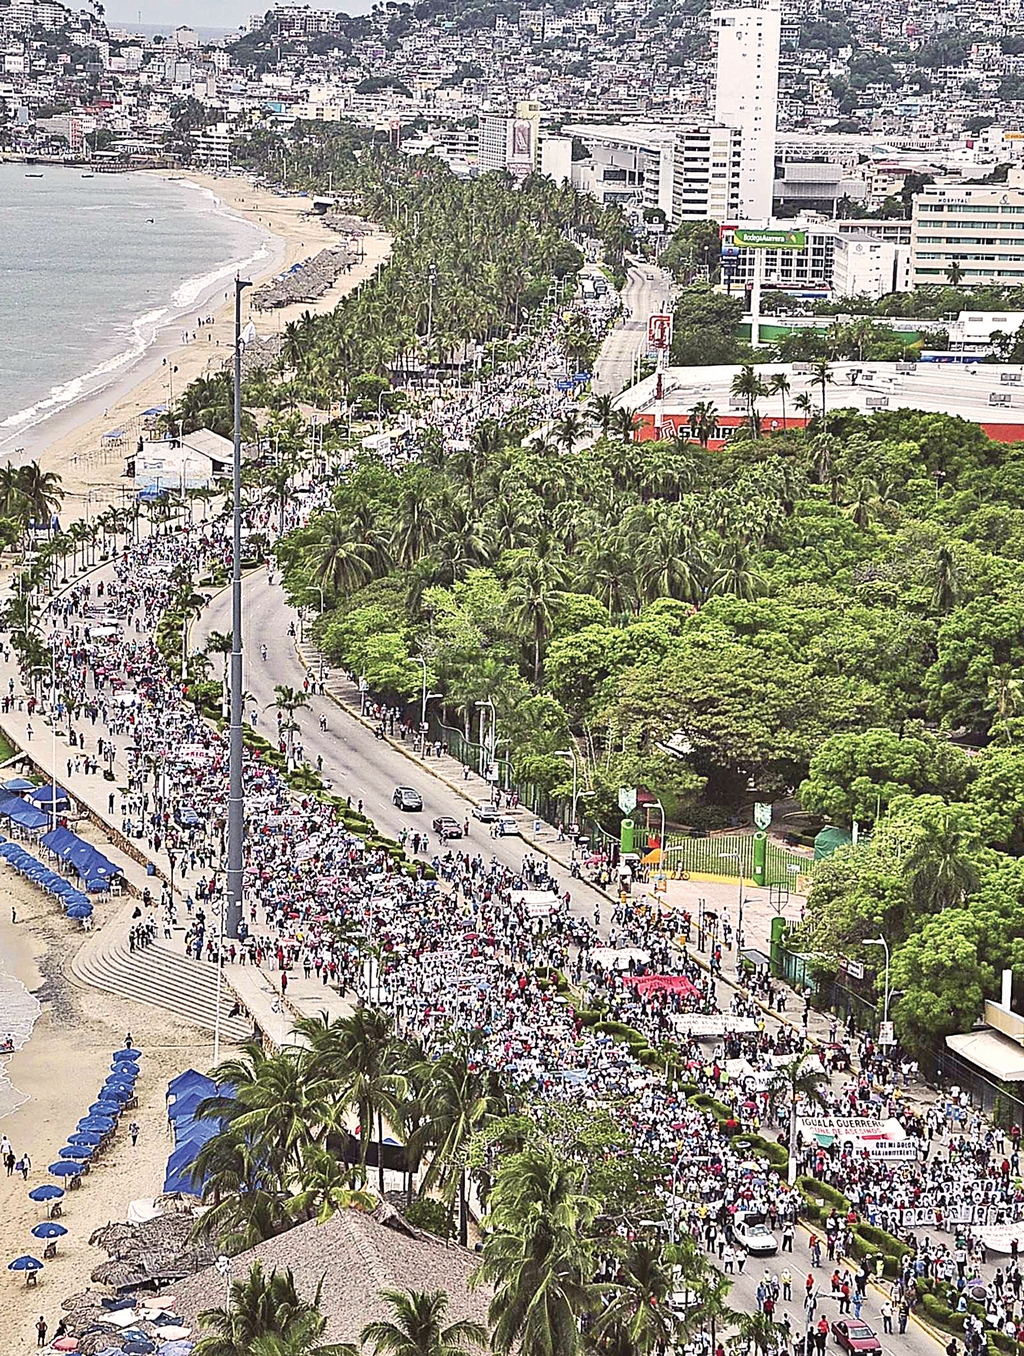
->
xmin=496 ymin=817 xmax=520 ymax=836
xmin=732 ymin=1212 xmax=778 ymax=1255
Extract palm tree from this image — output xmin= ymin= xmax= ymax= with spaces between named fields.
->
xmin=507 ymin=562 xmax=564 ymax=685
xmin=193 ymin=1263 xmax=322 ymax=1356
xmin=587 ymin=393 xmax=614 ymax=437
xmin=475 ymin=1145 xmax=604 ymax=1356
xmin=811 ymin=358 xmax=834 ymax=422
xmin=597 ymin=1241 xmax=681 ymax=1355
xmin=206 ymin=629 xmax=233 ymax=717
xmin=930 ymin=543 xmax=961 ymax=614
xmin=17 ymin=462 xmax=64 ymax=527
xmin=332 ymin=1006 xmax=407 ymax=1194
xmin=843 ymin=477 xmax=883 ymax=530
xmin=687 ymin=400 xmax=718 ymax=448
xmin=309 ymin=513 xmax=376 ymax=596
xmin=289 ymin=1146 xmax=375 ymax=1225
xmin=945 ymin=260 xmax=965 ymax=286
xmin=768 ymin=372 xmax=791 ymax=430
xmin=554 ymin=411 xmax=584 ymax=455
xmin=770 ymin=1054 xmax=830 ymax=1185
xmin=902 ymin=810 xmax=981 ymax=913
xmin=610 ymin=406 xmax=638 ymax=442
xmin=731 ymin=364 xmax=767 ymax=432
xmin=269 ymin=684 xmax=309 ymax=770
xmin=988 ymin=664 xmax=1024 ymax=742
xmin=361 ymin=1289 xmax=487 ymax=1356
xmin=729 ymin=1312 xmax=786 ymax=1356
xmin=409 ymin=1046 xmax=508 ymax=1246
xmin=794 ymin=391 xmax=814 ymax=426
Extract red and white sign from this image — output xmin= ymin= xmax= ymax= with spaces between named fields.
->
xmin=648 ymin=313 xmax=673 ymax=351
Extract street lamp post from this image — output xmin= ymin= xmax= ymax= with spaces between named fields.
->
xmin=475 ymin=700 xmax=495 ymax=778
xmin=226 ymin=275 xmax=251 ymax=942
xmin=554 ymin=747 xmax=579 ymax=830
xmin=864 ymin=936 xmax=891 ymax=1024
xmin=719 ymin=850 xmax=745 ymax=973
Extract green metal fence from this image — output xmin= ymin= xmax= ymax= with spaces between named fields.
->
xmin=662 ymin=831 xmax=812 ymax=882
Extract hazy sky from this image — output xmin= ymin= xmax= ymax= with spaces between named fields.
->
xmin=106 ymin=0 xmax=372 ymax=34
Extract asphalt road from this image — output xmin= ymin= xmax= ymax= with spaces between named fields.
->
xmin=195 ymin=571 xmax=612 ymax=922
xmin=592 ymin=262 xmax=674 ymax=397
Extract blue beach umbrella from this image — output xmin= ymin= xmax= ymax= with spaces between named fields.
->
xmin=113 ymin=1048 xmax=142 ymax=1062
xmin=89 ymin=1100 xmax=121 ymax=1116
xmin=28 ymin=1185 xmax=63 ymax=1202
xmin=101 ymin=1085 xmax=130 ymax=1102
xmin=111 ymin=1062 xmax=140 ymax=1077
xmin=58 ymin=1145 xmax=93 ymax=1160
xmin=48 ymin=1161 xmax=84 ymax=1177
xmin=31 ymin=1222 xmax=67 ymax=1240
xmin=78 ymin=1116 xmax=114 ymax=1132
xmin=124 ymin=1342 xmax=155 ymax=1355
xmin=8 ymin=1255 xmax=43 ymax=1272
xmin=68 ymin=1131 xmax=103 ymax=1146
xmin=67 ymin=902 xmax=93 ymax=919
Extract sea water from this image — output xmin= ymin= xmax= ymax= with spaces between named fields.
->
xmin=0 ymin=165 xmax=271 ymax=457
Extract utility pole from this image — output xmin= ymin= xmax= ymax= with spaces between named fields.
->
xmin=226 ymin=276 xmax=251 ymax=941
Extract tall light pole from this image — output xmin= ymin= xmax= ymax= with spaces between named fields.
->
xmin=864 ymin=936 xmax=890 ymax=1024
xmin=555 ymin=748 xmax=579 ymax=829
xmin=226 ymin=275 xmax=251 ymax=941
xmin=719 ymin=850 xmax=744 ymax=973
xmin=648 ymin=799 xmax=666 ymax=861
xmin=475 ymin=700 xmax=495 ymax=778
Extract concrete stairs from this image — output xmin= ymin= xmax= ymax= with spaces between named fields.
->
xmin=70 ymin=932 xmax=253 ymax=1043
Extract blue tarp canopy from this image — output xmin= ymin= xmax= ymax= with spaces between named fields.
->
xmin=0 ymin=797 xmax=50 ymax=829
xmin=41 ymin=828 xmax=119 ymax=885
xmin=166 ymin=1069 xmax=216 ymax=1103
xmin=162 ymin=1119 xmax=218 ymax=1194
xmin=1 ymin=778 xmax=34 ymax=792
xmin=30 ymin=785 xmax=70 ymax=808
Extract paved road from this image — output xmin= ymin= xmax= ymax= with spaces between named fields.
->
xmin=593 ymin=262 xmax=674 ymax=398
xmin=195 ymin=572 xmax=612 ymax=923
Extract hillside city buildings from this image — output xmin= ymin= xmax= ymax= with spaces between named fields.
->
xmin=8 ymin=0 xmax=1024 ymax=306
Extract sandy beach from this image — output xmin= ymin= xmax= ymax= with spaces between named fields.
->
xmin=0 ymin=873 xmax=216 ymax=1355
xmin=23 ymin=171 xmax=390 ymax=521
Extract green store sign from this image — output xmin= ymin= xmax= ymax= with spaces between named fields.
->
xmin=733 ymin=228 xmax=807 ymax=249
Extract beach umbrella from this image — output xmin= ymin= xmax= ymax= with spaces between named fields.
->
xmin=100 ymin=1085 xmax=130 ymax=1103
xmin=124 ymin=1343 xmax=155 ymax=1355
xmin=89 ymin=1101 xmax=121 ymax=1116
xmin=68 ymin=902 xmax=94 ymax=920
xmin=32 ymin=1222 xmax=68 ymax=1240
xmin=78 ymin=1115 xmax=115 ymax=1130
xmin=113 ymin=1049 xmax=141 ymax=1062
xmin=69 ymin=1132 xmax=103 ymax=1146
xmin=28 ymin=1185 xmax=64 ymax=1202
xmin=59 ymin=1145 xmax=94 ymax=1160
xmin=110 ymin=1062 xmax=139 ymax=1077
xmin=8 ymin=1255 xmax=43 ymax=1272
xmin=49 ymin=1161 xmax=84 ymax=1177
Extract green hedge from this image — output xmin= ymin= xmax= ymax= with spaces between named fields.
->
xmin=595 ymin=1020 xmax=648 ymax=1047
xmin=689 ymin=1093 xmax=733 ymax=1121
xmin=733 ymin=1133 xmax=789 ymax=1171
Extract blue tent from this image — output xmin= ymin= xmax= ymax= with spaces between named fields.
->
xmin=3 ymin=800 xmax=50 ymax=830
xmin=167 ymin=1069 xmax=215 ymax=1102
xmin=2 ymin=778 xmax=34 ymax=793
xmin=162 ymin=1119 xmax=218 ymax=1194
xmin=30 ymin=785 xmax=70 ymax=809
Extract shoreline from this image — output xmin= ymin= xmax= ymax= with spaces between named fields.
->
xmin=7 ymin=170 xmax=390 ymax=514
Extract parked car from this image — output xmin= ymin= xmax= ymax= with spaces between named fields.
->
xmin=392 ymin=787 xmax=423 ymax=811
xmin=174 ymin=806 xmax=203 ymax=830
xmin=732 ymin=1212 xmax=778 ymax=1255
xmin=831 ymin=1322 xmax=882 ymax=1356
xmin=496 ymin=817 xmax=520 ymax=836
xmin=432 ymin=815 xmax=463 ymax=838
xmin=472 ymin=802 xmax=500 ymax=822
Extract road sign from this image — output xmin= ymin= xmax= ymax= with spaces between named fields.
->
xmin=734 ymin=227 xmax=807 ymax=249
xmin=879 ymin=1021 xmax=895 ymax=1046
xmin=555 ymin=378 xmax=574 ymax=391
xmin=618 ymin=786 xmax=638 ymax=814
xmin=647 ymin=313 xmax=673 ymax=351
xmin=753 ymin=801 xmax=772 ymax=829
xmin=573 ymin=372 xmax=592 ymax=383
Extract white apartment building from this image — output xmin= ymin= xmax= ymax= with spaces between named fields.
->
xmin=911 ymin=172 xmax=1024 ymax=287
xmin=832 ymin=234 xmax=911 ymax=299
xmin=194 ymin=122 xmax=231 ymax=167
xmin=565 ymin=121 xmax=742 ymax=224
xmin=477 ymin=100 xmax=541 ymax=176
xmin=712 ymin=0 xmax=780 ymax=220
xmin=725 ymin=218 xmax=912 ymax=297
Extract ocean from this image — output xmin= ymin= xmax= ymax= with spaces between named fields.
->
xmin=0 ymin=166 xmax=272 ymax=458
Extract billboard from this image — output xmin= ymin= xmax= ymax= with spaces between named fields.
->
xmin=733 ymin=228 xmax=807 ymax=249
xmin=647 ymin=313 xmax=673 ymax=351
xmin=510 ymin=118 xmax=534 ymax=163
